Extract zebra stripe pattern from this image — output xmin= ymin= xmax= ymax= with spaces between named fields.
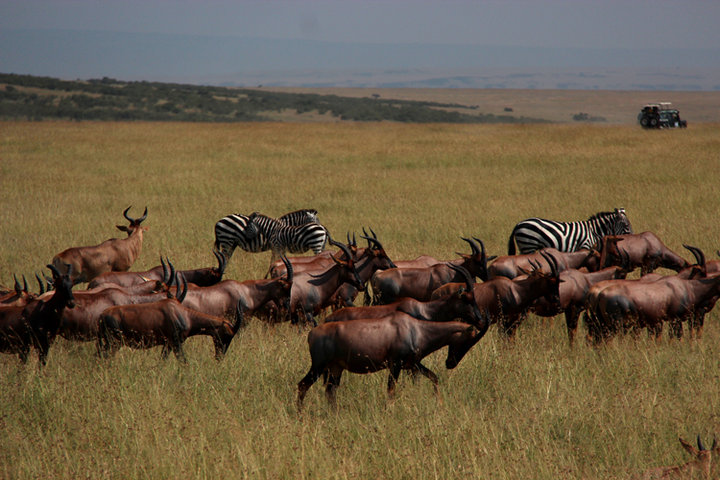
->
xmin=248 ymin=213 xmax=328 ymax=262
xmin=213 ymin=209 xmax=319 ymax=260
xmin=507 ymin=208 xmax=632 ymax=255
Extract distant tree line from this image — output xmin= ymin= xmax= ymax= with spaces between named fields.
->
xmin=0 ymin=73 xmax=546 ymax=124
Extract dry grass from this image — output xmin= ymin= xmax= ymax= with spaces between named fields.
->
xmin=1 ymin=120 xmax=720 ymax=479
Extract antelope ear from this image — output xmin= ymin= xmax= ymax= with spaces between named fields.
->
xmin=116 ymin=225 xmax=129 ymax=232
xmin=678 ymin=437 xmax=699 ymax=456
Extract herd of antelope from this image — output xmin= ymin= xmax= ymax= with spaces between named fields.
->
xmin=2 ymin=207 xmax=720 ymax=403
xmin=3 ymin=205 xmax=720 ymax=475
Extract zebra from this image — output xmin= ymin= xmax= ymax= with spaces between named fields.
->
xmin=246 ymin=212 xmax=329 ymax=270
xmin=507 ymin=208 xmax=632 ymax=255
xmin=213 ymin=209 xmax=319 ymax=261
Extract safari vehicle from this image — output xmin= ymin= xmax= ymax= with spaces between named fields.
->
xmin=638 ymin=103 xmax=687 ymax=129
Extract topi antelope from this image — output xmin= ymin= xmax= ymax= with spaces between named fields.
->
xmin=97 ymin=276 xmax=242 ymax=362
xmin=52 ymin=206 xmax=149 ymax=285
xmin=296 ymin=310 xmax=490 ymax=411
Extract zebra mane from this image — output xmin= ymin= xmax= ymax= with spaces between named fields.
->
xmin=587 ymin=209 xmax=623 ymax=222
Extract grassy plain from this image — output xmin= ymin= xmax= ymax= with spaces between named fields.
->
xmin=1 ymin=119 xmax=720 ymax=479
xmin=265 ymin=87 xmax=720 ymax=124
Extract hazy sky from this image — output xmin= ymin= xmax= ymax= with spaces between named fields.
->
xmin=3 ymin=0 xmax=719 ymax=49
xmin=2 ymin=1 xmax=719 ymax=87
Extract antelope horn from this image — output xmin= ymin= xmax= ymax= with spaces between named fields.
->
xmin=174 ymin=273 xmax=187 ymax=303
xmin=136 ymin=206 xmax=148 ymax=224
xmin=698 ymin=435 xmax=705 ymax=451
xmin=161 ymin=256 xmax=168 ymax=283
xmin=22 ymin=275 xmax=28 ymax=293
xmin=370 ymin=227 xmax=378 ymax=239
xmin=123 ymin=206 xmax=134 ymax=223
xmin=352 ymin=232 xmax=357 ymax=247
xmin=447 ymin=263 xmax=475 ymax=289
xmin=36 ymin=273 xmax=45 ymax=294
xmin=461 ymin=237 xmax=479 ymax=256
xmin=712 ymin=436 xmax=717 ymax=451
xmin=473 ymin=237 xmax=486 ymax=260
xmin=13 ymin=274 xmax=21 ymax=293
xmin=166 ymin=257 xmax=176 ymax=286
xmin=683 ymin=244 xmax=705 ymax=267
xmin=334 ymin=239 xmax=354 ymax=263
xmin=47 ymin=264 xmax=62 ymax=279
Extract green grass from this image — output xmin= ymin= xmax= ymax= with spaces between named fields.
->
xmin=1 ymin=120 xmax=720 ymax=479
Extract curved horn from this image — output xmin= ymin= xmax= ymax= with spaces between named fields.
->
xmin=461 ymin=237 xmax=479 ymax=256
xmin=136 ymin=206 xmax=148 ymax=224
xmin=334 ymin=239 xmax=354 ymax=263
xmin=447 ymin=263 xmax=475 ymax=290
xmin=683 ymin=244 xmax=705 ymax=267
xmin=161 ymin=256 xmax=168 ymax=283
xmin=473 ymin=237 xmax=486 ymax=260
xmin=123 ymin=206 xmax=134 ymax=223
xmin=698 ymin=435 xmax=706 ymax=451
xmin=174 ymin=273 xmax=187 ymax=303
xmin=22 ymin=275 xmax=28 ymax=293
xmin=36 ymin=273 xmax=46 ymax=294
xmin=166 ymin=257 xmax=176 ymax=286
xmin=13 ymin=274 xmax=21 ymax=293
xmin=46 ymin=264 xmax=62 ymax=279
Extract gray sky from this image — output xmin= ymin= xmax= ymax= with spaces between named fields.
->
xmin=2 ymin=1 xmax=719 ymax=88
xmin=3 ymin=0 xmax=719 ymax=48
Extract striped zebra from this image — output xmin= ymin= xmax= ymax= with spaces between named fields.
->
xmin=246 ymin=212 xmax=329 ymax=268
xmin=213 ymin=209 xmax=319 ymax=260
xmin=507 ymin=208 xmax=632 ymax=255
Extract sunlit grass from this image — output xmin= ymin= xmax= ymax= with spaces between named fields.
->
xmin=1 ymin=121 xmax=720 ymax=479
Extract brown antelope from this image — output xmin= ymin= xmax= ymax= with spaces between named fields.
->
xmin=370 ymin=237 xmax=489 ymax=304
xmin=87 ymin=251 xmax=226 ymax=289
xmin=58 ymin=264 xmax=177 ymax=342
xmin=286 ymin=238 xmax=363 ymax=326
xmin=52 ymin=206 xmax=149 ymax=285
xmin=0 ymin=264 xmax=76 ymax=366
xmin=585 ymin=247 xmax=720 ymax=343
xmin=488 ymin=247 xmax=600 ymax=279
xmin=296 ymin=310 xmax=490 ymax=411
xmin=432 ymin=250 xmax=563 ymax=338
xmin=325 ymin=234 xmax=397 ymax=309
xmin=180 ymin=255 xmax=294 ymax=322
xmin=600 ymin=231 xmax=689 ymax=276
xmin=97 ymin=277 xmax=242 ymax=362
xmin=636 ymin=435 xmax=718 ymax=479
xmin=325 ymin=264 xmax=483 ymax=327
xmin=531 ymin=263 xmax=630 ymax=345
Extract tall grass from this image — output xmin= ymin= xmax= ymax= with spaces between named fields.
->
xmin=1 ymin=121 xmax=720 ymax=479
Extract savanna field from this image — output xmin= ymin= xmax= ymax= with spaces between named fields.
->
xmin=2 ymin=119 xmax=720 ymax=479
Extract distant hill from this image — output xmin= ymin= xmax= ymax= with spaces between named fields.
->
xmin=0 ymin=73 xmax=546 ymax=123
xmin=3 ymin=29 xmax=720 ymax=91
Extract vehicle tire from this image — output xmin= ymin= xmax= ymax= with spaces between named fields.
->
xmin=650 ymin=117 xmax=658 ymax=127
xmin=640 ymin=116 xmax=649 ymax=127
